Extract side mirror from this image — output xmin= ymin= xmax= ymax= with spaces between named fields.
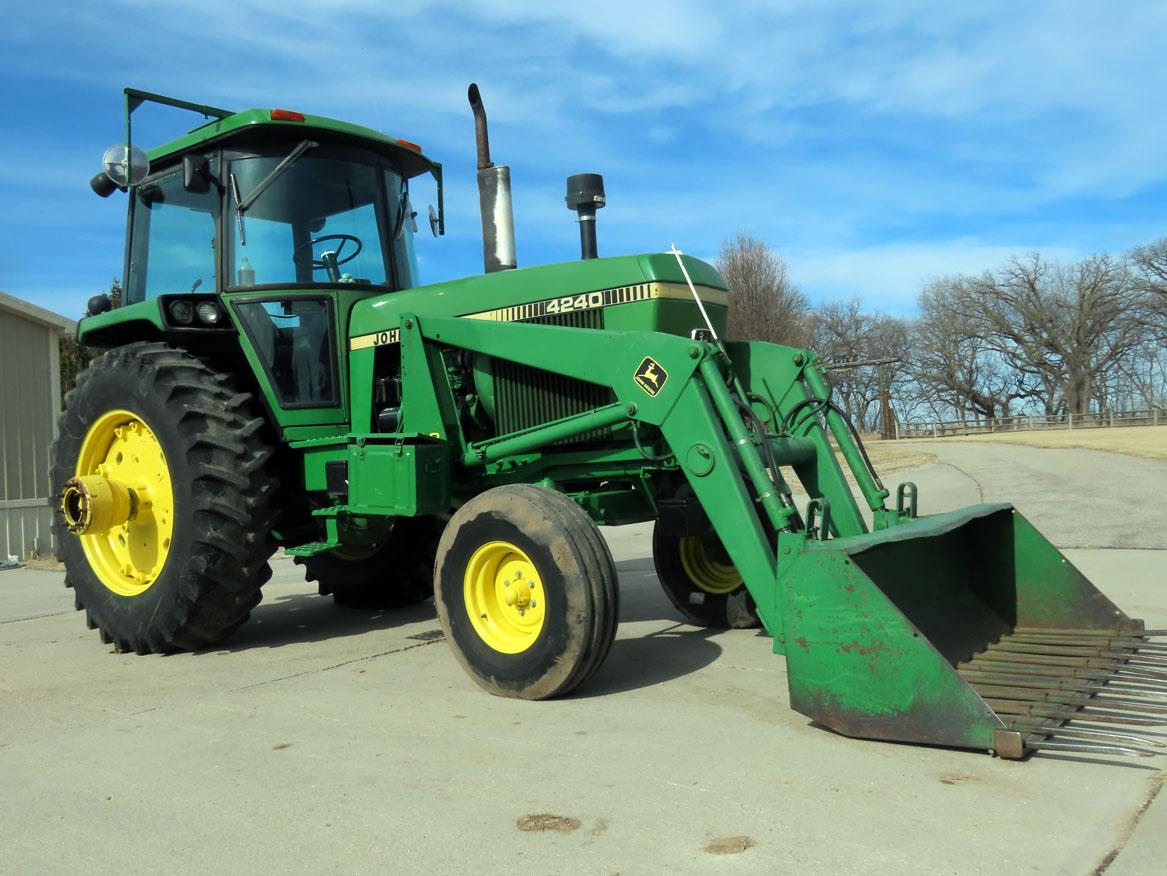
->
xmin=183 ymin=154 xmax=211 ymax=194
xmin=428 ymin=204 xmax=440 ymax=238
xmin=90 ymin=173 xmax=119 ymax=198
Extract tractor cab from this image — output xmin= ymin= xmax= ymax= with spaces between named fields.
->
xmin=125 ymin=136 xmax=420 ymax=299
xmin=85 ymin=90 xmax=443 ymax=433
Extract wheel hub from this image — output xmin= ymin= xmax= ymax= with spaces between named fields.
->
xmin=67 ymin=411 xmax=174 ymax=597
xmin=60 ymin=474 xmax=137 ymax=535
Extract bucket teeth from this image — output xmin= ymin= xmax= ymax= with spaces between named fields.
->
xmin=1023 ymin=739 xmax=1157 ymax=758
xmin=972 ymin=683 xmax=1167 ymax=714
xmin=986 ymin=640 xmax=1167 ymax=665
xmin=970 ymin=627 xmax=1167 ymax=754
xmin=1009 ymin=721 xmax=1165 ymax=750
xmin=1008 ymin=723 xmax=1162 ymax=755
xmin=1008 ymin=635 xmax=1167 ymax=654
xmin=957 ymin=657 xmax=1167 ymax=688
xmin=968 ymin=649 xmax=1167 ymax=681
xmin=1012 ymin=626 xmax=1167 ymax=638
xmin=983 ymin=698 xmax=1167 ymax=726
xmin=958 ymin=668 xmax=1167 ymax=701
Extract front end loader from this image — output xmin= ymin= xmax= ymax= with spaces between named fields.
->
xmin=55 ymin=85 xmax=1164 ymax=760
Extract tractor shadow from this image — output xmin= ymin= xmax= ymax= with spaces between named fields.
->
xmin=580 ymin=625 xmax=724 ymax=696
xmin=220 ymin=590 xmax=438 ymax=652
xmin=575 ymin=561 xmax=728 ymax=696
xmin=218 ymin=558 xmax=739 ymax=676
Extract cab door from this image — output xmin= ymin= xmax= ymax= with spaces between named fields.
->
xmin=228 ymin=292 xmax=349 ymax=437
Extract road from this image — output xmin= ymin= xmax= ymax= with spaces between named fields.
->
xmin=1 ymin=440 xmax=1164 ymax=874
xmin=904 ymin=439 xmax=1167 ymax=549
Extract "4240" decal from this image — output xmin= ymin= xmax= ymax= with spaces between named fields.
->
xmin=544 ymin=291 xmax=604 ymax=314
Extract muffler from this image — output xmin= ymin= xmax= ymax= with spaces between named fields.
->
xmin=468 ymin=83 xmax=516 ymax=273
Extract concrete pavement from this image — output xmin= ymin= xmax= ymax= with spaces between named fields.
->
xmin=1 ymin=440 xmax=1164 ymax=874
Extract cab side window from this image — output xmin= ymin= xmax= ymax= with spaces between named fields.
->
xmin=125 ymin=160 xmax=218 ymax=304
xmin=235 ymin=298 xmax=338 ymax=408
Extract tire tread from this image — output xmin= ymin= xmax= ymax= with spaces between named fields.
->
xmin=52 ymin=341 xmax=278 ymax=654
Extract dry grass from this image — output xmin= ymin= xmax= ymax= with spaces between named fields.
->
xmin=834 ymin=441 xmax=937 ymax=483
xmin=860 ymin=443 xmax=938 ymax=475
xmin=21 ymin=556 xmax=64 ymax=572
xmin=941 ymin=424 xmax=1167 ymax=462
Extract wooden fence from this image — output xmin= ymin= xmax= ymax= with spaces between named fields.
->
xmin=899 ymin=408 xmax=1165 ymax=439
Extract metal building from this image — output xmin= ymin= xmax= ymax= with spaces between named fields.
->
xmin=0 ymin=291 xmax=76 ymax=561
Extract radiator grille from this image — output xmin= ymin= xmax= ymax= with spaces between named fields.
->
xmin=494 ymin=308 xmax=614 ymax=444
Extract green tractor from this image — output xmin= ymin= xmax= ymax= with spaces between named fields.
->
xmin=56 ymin=86 xmax=1165 ymax=758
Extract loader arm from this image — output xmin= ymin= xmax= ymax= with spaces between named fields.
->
xmin=395 ymin=313 xmax=890 ymax=644
xmin=389 ymin=314 xmax=1164 ymax=759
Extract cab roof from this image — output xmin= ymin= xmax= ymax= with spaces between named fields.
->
xmin=147 ymin=107 xmax=439 ymax=179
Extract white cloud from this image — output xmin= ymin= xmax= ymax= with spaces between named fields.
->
xmin=3 ymin=0 xmax=1165 ymax=316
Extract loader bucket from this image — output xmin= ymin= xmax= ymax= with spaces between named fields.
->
xmin=781 ymin=503 xmax=1166 ymax=758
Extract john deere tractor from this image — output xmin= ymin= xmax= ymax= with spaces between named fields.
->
xmin=56 ymin=86 xmax=1166 ymax=758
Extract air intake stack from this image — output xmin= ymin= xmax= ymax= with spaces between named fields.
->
xmin=566 ymin=173 xmax=605 ymax=260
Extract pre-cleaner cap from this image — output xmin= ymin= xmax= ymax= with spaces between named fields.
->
xmin=565 ymin=173 xmax=606 ymax=212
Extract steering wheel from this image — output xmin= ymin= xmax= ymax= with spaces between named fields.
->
xmin=293 ymin=233 xmax=363 ymax=282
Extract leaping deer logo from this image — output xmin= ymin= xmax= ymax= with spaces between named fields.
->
xmin=634 ymin=357 xmax=668 ymax=396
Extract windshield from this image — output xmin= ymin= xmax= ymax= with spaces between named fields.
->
xmin=227 ymin=150 xmax=410 ymax=289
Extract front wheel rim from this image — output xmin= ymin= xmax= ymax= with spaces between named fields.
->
xmin=72 ymin=410 xmax=174 ymax=597
xmin=678 ymin=535 xmax=742 ymax=595
xmin=463 ymin=541 xmax=546 ymax=654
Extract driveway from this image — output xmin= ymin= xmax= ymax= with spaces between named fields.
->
xmin=1 ymin=440 xmax=1164 ymax=874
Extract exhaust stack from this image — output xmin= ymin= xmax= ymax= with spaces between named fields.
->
xmin=468 ymin=84 xmax=516 ymax=273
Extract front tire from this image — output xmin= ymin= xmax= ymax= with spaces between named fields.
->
xmin=434 ymin=485 xmax=618 ymax=700
xmin=652 ymin=521 xmax=760 ymax=629
xmin=51 ymin=342 xmax=278 ymax=654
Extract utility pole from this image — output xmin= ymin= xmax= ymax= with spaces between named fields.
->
xmin=823 ymin=357 xmax=902 ymax=440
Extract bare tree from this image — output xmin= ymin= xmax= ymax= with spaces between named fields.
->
xmin=1129 ymin=237 xmax=1167 ymax=293
xmin=808 ymin=298 xmax=866 ymax=422
xmin=717 ymin=232 xmax=810 ymax=347
xmin=1129 ymin=237 xmax=1167 ymax=331
xmin=894 ymin=239 xmax=1166 ymax=426
xmin=808 ymin=298 xmax=910 ymax=432
xmin=60 ymin=277 xmax=121 ymax=401
xmin=960 ymin=253 xmax=1146 ymax=415
xmin=911 ymin=276 xmax=1039 ymax=421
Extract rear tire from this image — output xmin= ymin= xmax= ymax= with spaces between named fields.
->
xmin=652 ymin=521 xmax=760 ymax=629
xmin=51 ymin=342 xmax=278 ymax=654
xmin=434 ymin=485 xmax=618 ymax=700
xmin=297 ymin=516 xmax=442 ymax=609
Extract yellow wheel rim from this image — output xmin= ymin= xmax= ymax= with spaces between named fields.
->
xmin=679 ymin=535 xmax=742 ymax=595
xmin=73 ymin=410 xmax=174 ymax=597
xmin=463 ymin=540 xmax=546 ymax=654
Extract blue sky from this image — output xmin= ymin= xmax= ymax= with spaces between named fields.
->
xmin=2 ymin=1 xmax=1164 ymax=319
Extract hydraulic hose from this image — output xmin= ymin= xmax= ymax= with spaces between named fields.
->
xmin=781 ymin=396 xmax=886 ymax=493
